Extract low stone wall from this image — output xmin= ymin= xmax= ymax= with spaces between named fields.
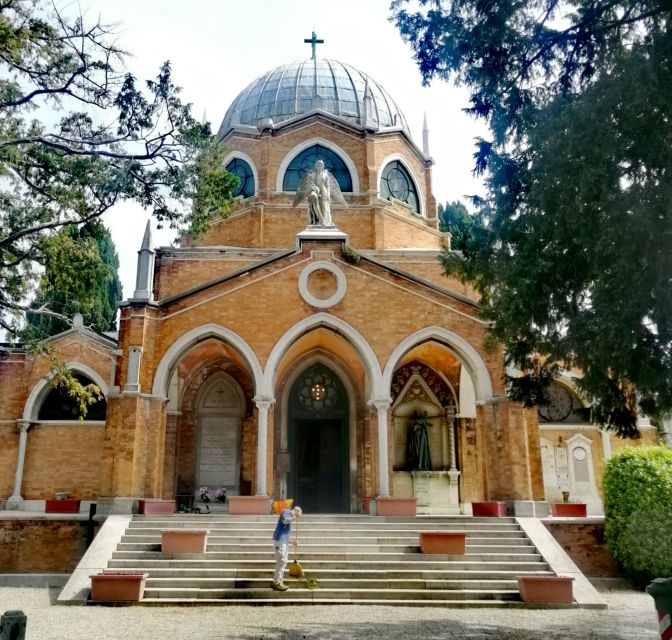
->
xmin=0 ymin=518 xmax=90 ymax=572
xmin=543 ymin=518 xmax=619 ymax=577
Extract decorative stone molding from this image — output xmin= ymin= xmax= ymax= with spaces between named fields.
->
xmin=298 ymin=262 xmax=346 ymax=309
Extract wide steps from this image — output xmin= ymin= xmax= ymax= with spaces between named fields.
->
xmin=94 ymin=514 xmax=560 ymax=607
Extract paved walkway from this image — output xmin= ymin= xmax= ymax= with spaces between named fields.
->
xmin=0 ymin=585 xmax=658 ymax=639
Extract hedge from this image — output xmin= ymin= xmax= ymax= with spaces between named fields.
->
xmin=602 ymin=446 xmax=672 ymax=588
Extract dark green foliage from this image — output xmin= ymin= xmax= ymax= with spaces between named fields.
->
xmin=392 ymin=1 xmax=672 ymax=436
xmin=340 ymin=244 xmax=361 ymax=265
xmin=602 ymin=447 xmax=672 ymax=587
xmin=438 ymin=200 xmax=486 ymax=252
xmin=23 ymin=221 xmax=122 ymax=338
xmin=0 ymin=0 xmax=236 ymax=337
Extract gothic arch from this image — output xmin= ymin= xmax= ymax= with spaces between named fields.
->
xmin=262 ymin=313 xmax=383 ymax=400
xmin=151 ymin=324 xmax=263 ymax=399
xmin=23 ymin=362 xmax=108 ymax=422
xmin=382 ymin=326 xmax=494 ymax=404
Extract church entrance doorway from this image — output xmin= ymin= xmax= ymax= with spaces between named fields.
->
xmin=288 ymin=363 xmax=349 ymax=513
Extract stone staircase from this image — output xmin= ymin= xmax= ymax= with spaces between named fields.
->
xmin=102 ymin=514 xmax=557 ymax=606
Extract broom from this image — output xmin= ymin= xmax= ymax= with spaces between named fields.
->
xmin=288 ymin=517 xmax=303 ymax=578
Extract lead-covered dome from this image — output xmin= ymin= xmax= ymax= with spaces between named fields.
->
xmin=218 ymin=58 xmax=410 ymax=138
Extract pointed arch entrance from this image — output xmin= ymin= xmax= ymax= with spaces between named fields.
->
xmin=287 ymin=362 xmax=350 ymax=513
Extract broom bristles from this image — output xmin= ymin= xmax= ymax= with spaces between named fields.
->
xmin=288 ymin=560 xmax=303 ymax=577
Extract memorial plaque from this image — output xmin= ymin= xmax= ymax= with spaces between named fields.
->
xmin=198 ymin=416 xmax=239 ymax=490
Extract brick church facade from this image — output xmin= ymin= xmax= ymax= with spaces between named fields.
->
xmin=0 ymin=55 xmax=657 ymax=520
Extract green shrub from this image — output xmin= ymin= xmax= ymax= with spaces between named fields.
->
xmin=602 ymin=446 xmax=672 ymax=588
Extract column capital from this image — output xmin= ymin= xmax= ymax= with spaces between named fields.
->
xmin=253 ymin=396 xmax=275 ymax=411
xmin=15 ymin=419 xmax=31 ymax=433
xmin=369 ymin=396 xmax=392 ymax=411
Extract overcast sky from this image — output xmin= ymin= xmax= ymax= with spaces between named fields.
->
xmin=79 ymin=0 xmax=488 ymax=299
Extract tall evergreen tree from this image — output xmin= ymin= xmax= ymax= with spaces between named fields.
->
xmin=392 ymin=1 xmax=672 ymax=436
xmin=24 ymin=221 xmax=122 ymax=339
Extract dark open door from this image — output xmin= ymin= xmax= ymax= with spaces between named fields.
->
xmin=288 ymin=364 xmax=349 ymax=513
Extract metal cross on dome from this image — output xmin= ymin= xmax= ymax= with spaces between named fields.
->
xmin=304 ymin=31 xmax=324 ymax=59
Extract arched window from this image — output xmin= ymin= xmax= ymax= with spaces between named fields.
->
xmin=226 ymin=158 xmax=255 ymax=199
xmin=282 ymin=144 xmax=352 ymax=192
xmin=538 ymin=382 xmax=585 ymax=423
xmin=380 ymin=160 xmax=420 ymax=214
xmin=38 ymin=374 xmax=107 ymax=421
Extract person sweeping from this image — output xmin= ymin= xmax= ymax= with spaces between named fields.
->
xmin=271 ymin=504 xmax=302 ymax=591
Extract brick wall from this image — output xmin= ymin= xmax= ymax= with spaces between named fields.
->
xmin=0 ymin=519 xmax=90 ymax=572
xmin=544 ymin=519 xmax=619 ymax=577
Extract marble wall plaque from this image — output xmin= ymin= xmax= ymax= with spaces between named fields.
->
xmin=198 ymin=415 xmax=239 ymax=489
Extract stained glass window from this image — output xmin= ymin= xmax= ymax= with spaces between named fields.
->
xmin=380 ymin=160 xmax=420 ymax=213
xmin=226 ymin=158 xmax=255 ymax=199
xmin=296 ymin=368 xmax=340 ymax=412
xmin=282 ymin=144 xmax=352 ymax=192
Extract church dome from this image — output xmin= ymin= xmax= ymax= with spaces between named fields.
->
xmin=218 ymin=58 xmax=410 ymax=138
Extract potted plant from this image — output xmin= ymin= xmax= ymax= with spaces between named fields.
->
xmin=161 ymin=529 xmax=209 ymax=553
xmin=138 ymin=498 xmax=176 ymax=515
xmin=419 ymin=531 xmax=466 ymax=554
xmin=471 ymin=501 xmax=508 ymax=517
xmin=45 ymin=493 xmax=80 ymax=513
xmin=550 ymin=492 xmax=587 ymax=517
xmin=214 ymin=487 xmax=227 ymax=503
xmin=375 ymin=496 xmax=417 ymax=516
xmin=197 ymin=486 xmax=212 ymax=513
xmin=228 ymin=495 xmax=271 ymax=514
xmin=517 ymin=574 xmax=574 ymax=603
xmin=90 ymin=570 xmax=148 ymax=602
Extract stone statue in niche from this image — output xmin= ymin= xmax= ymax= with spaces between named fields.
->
xmin=407 ymin=411 xmax=431 ymax=471
xmin=293 ymin=160 xmax=347 ymax=227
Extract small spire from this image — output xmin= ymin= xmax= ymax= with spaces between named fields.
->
xmin=140 ymin=219 xmax=152 ymax=251
xmin=422 ymin=112 xmax=430 ymax=157
xmin=134 ymin=220 xmax=155 ymax=301
xmin=201 ymin=109 xmax=208 ymax=125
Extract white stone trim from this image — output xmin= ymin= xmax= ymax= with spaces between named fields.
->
xmin=151 ymin=324 xmax=263 ymax=398
xmin=298 ymin=261 xmax=346 ymax=308
xmin=262 ymin=312 xmax=383 ymax=399
xmin=22 ymin=362 xmax=108 ymax=422
xmin=275 ymin=137 xmax=360 ymax=194
xmin=222 ymin=151 xmax=259 ymax=198
xmin=382 ymin=326 xmax=494 ymax=403
xmin=377 ymin=153 xmax=425 ymax=217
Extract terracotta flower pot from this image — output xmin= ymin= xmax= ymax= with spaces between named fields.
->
xmin=161 ymin=529 xmax=208 ymax=553
xmin=550 ymin=503 xmax=587 ymax=517
xmin=471 ymin=501 xmax=508 ymax=517
xmin=419 ymin=531 xmax=466 ymax=554
xmin=517 ymin=575 xmax=574 ymax=603
xmin=375 ymin=497 xmax=417 ymax=517
xmin=139 ymin=498 xmax=176 ymax=515
xmin=228 ymin=496 xmax=271 ymax=515
xmin=90 ymin=572 xmax=148 ymax=601
xmin=45 ymin=499 xmax=80 ymax=513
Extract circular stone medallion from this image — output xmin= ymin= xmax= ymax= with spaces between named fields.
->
xmin=298 ymin=262 xmax=346 ymax=308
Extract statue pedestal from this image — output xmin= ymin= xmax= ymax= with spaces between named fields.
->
xmin=296 ymin=227 xmax=348 ymax=246
xmin=393 ymin=470 xmax=461 ymax=515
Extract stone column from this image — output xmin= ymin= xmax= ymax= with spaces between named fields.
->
xmin=7 ymin=420 xmax=31 ymax=510
xmin=372 ymin=398 xmax=391 ymax=497
xmin=254 ymin=396 xmax=274 ymax=497
xmin=446 ymin=406 xmax=458 ymax=471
